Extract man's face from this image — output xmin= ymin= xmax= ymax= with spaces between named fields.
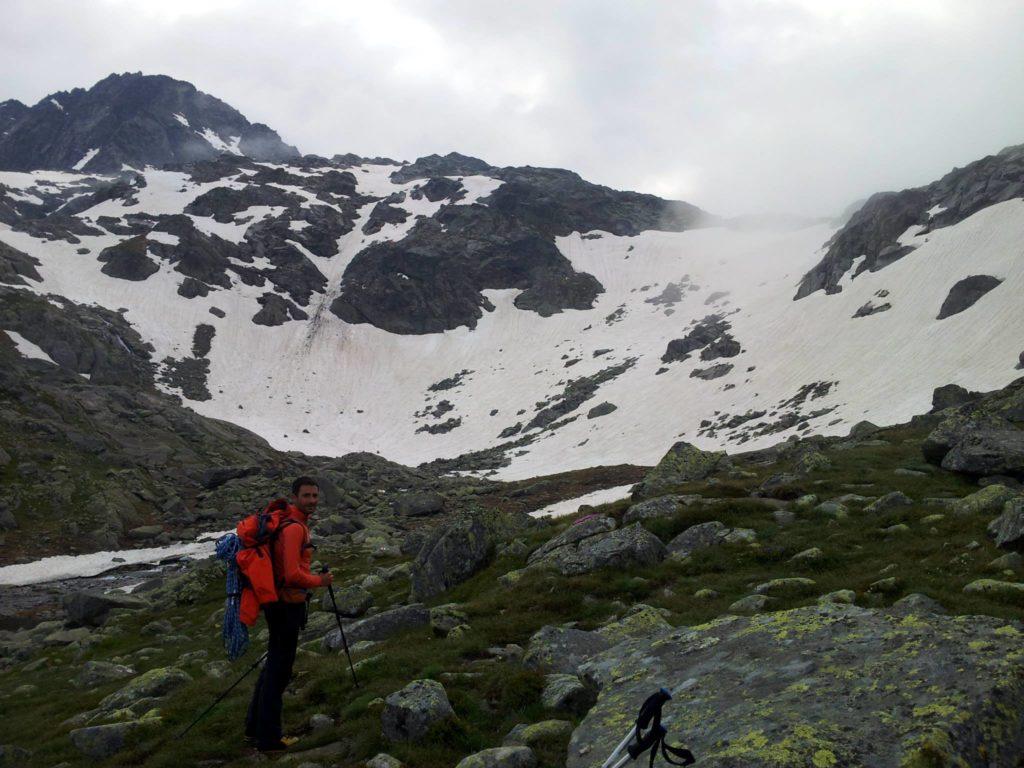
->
xmin=293 ymin=484 xmax=319 ymax=516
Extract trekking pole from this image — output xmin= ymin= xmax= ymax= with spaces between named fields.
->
xmin=321 ymin=565 xmax=359 ymax=687
xmin=601 ymin=688 xmax=695 ymax=767
xmin=175 ymin=650 xmax=268 ymax=740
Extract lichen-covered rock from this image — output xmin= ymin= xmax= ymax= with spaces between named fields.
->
xmin=324 ymin=604 xmax=430 ymax=651
xmin=503 ymin=720 xmax=574 ymax=747
xmin=962 ymin=579 xmax=1024 ymax=603
xmin=753 ymin=578 xmax=817 ymax=597
xmin=75 ymin=661 xmax=136 ymax=687
xmin=381 ymin=679 xmax=455 ymax=742
xmin=814 ymin=501 xmax=849 ymax=518
xmin=326 ymin=584 xmax=374 ymax=618
xmin=596 ymin=604 xmax=672 ymax=643
xmin=790 ymin=547 xmax=823 ymax=563
xmin=569 ymin=603 xmax=1024 ymax=767
xmin=623 ymin=495 xmax=700 ymax=524
xmin=431 ymin=604 xmax=470 ymax=636
xmin=523 ymin=625 xmax=612 ymax=675
xmin=528 ymin=516 xmax=616 ymax=564
xmin=666 ymin=521 xmax=731 ymax=558
xmin=69 ymin=719 xmax=152 ymax=759
xmin=99 ymin=666 xmax=191 ymax=711
xmin=527 ymin=522 xmax=665 ymax=576
xmin=952 ymin=484 xmax=1018 ymax=517
xmin=728 ymin=594 xmax=776 ymax=613
xmin=988 ymin=497 xmax=1024 ymax=550
xmin=542 ymin=674 xmax=596 ymax=715
xmin=888 ymin=593 xmax=947 ymax=615
xmin=631 ymin=441 xmax=726 ymax=499
xmin=411 ymin=510 xmax=530 ymax=600
xmin=864 ymin=491 xmax=913 ymax=514
xmin=455 ymin=746 xmax=537 ymax=768
xmin=793 ymin=450 xmax=831 ymax=475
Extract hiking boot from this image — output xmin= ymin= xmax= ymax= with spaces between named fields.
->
xmin=257 ymin=736 xmax=299 ymax=753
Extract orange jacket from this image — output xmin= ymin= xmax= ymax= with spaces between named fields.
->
xmin=271 ymin=504 xmax=327 ymax=603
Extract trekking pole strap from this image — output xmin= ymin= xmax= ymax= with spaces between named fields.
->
xmin=624 ymin=689 xmax=696 ymax=767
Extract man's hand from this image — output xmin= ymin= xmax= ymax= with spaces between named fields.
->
xmin=320 ymin=571 xmax=334 ymax=587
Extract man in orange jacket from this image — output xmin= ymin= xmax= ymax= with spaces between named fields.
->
xmin=245 ymin=476 xmax=333 ymax=753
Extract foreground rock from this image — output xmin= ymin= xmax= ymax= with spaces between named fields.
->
xmin=381 ymin=679 xmax=455 ymax=742
xmin=568 ymin=603 xmax=1024 ymax=767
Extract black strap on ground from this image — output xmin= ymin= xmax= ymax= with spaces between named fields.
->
xmin=627 ymin=689 xmax=696 ymax=766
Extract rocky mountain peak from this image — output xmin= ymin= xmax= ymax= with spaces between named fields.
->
xmin=0 ymin=72 xmax=299 ymax=173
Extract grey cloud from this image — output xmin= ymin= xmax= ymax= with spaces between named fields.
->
xmin=1 ymin=0 xmax=1023 ymax=217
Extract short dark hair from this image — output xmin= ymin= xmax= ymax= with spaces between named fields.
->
xmin=291 ymin=476 xmax=319 ymax=495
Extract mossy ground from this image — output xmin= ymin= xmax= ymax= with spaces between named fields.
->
xmin=1 ymin=421 xmax=1022 ymax=766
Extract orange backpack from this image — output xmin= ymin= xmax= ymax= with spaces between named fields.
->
xmin=235 ymin=498 xmax=299 ymax=625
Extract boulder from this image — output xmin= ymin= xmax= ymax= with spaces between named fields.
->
xmin=528 ymin=516 xmax=616 ymax=564
xmin=863 ymin=491 xmax=913 ymax=514
xmin=63 ymin=591 xmax=146 ymax=627
xmin=503 ymin=720 xmax=574 ymax=747
xmin=962 ymin=579 xmax=1024 ymax=603
xmin=942 ymin=429 xmax=1024 ymax=478
xmin=323 ymin=604 xmax=430 ymax=651
xmin=988 ymin=499 xmax=1024 ymax=551
xmin=888 ymin=593 xmax=947 ymax=615
xmin=381 ymin=679 xmax=455 ymax=742
xmin=569 ymin=603 xmax=1024 ymax=767
xmin=324 ymin=585 xmax=374 ymax=618
xmin=411 ymin=510 xmax=530 ymax=600
xmin=542 ymin=674 xmax=596 ymax=715
xmin=631 ymin=441 xmax=726 ymax=499
xmin=393 ymin=491 xmax=445 ymax=517
xmin=953 ymin=485 xmax=1019 ymax=517
xmin=430 ymin=604 xmax=469 ymax=636
xmin=527 ymin=522 xmax=665 ymax=576
xmin=728 ymin=594 xmax=776 ymax=613
xmin=623 ymin=495 xmax=694 ymax=524
xmin=366 ymin=754 xmax=403 ymax=768
xmin=99 ymin=666 xmax=192 ymax=711
xmin=666 ymin=521 xmax=729 ymax=558
xmin=936 ymin=275 xmax=1003 ymax=320
xmin=523 ymin=625 xmax=612 ymax=675
xmin=930 ymin=383 xmax=983 ymax=413
xmin=69 ymin=721 xmax=143 ymax=759
xmin=752 ymin=577 xmax=817 ymax=597
xmin=455 ymin=747 xmax=537 ymax=768
xmin=75 ymin=661 xmax=135 ymax=687
xmin=596 ymin=604 xmax=672 ymax=643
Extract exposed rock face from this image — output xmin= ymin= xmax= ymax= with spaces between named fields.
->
xmin=523 ymin=625 xmax=613 ymax=675
xmin=410 ymin=510 xmax=530 ymax=599
xmin=63 ymin=590 xmax=145 ymax=627
xmin=0 ymin=72 xmax=299 ymax=172
xmin=796 ymin=142 xmax=1024 ymax=298
xmin=390 ymin=152 xmax=495 ymax=183
xmin=930 ymin=383 xmax=982 ymax=413
xmin=569 ymin=603 xmax=1024 ymax=768
xmin=381 ymin=679 xmax=455 ymax=742
xmin=97 ymin=235 xmax=159 ymax=281
xmin=936 ymin=275 xmax=1003 ymax=319
xmin=988 ymin=498 xmax=1024 ymax=550
xmin=632 ymin=441 xmax=727 ymax=499
xmin=0 ymin=240 xmax=42 ymax=286
xmin=252 ymin=292 xmax=309 ymax=326
xmin=922 ymin=377 xmax=1024 ymax=479
xmin=661 ymin=314 xmax=735 ymax=364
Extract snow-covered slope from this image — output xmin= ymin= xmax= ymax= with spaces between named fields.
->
xmin=2 ymin=147 xmax=1021 ymax=481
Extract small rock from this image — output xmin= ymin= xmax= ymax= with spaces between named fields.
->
xmin=868 ymin=577 xmax=901 ymax=595
xmin=310 ymin=713 xmax=333 ymax=731
xmin=818 ymin=590 xmax=856 ymax=605
xmin=728 ymin=594 xmax=776 ymax=613
xmin=455 ymin=746 xmax=537 ymax=768
xmin=753 ymin=577 xmax=817 ymax=597
xmin=815 ymin=501 xmax=848 ymax=518
xmin=693 ymin=588 xmax=719 ymax=600
xmin=542 ymin=674 xmax=596 ymax=715
xmin=367 ymin=754 xmax=403 ymax=768
xmin=381 ymin=679 xmax=455 ymax=742
xmin=864 ymin=492 xmax=913 ymax=514
xmin=790 ymin=547 xmax=823 ymax=563
xmin=504 ymin=719 xmax=574 ymax=747
xmin=888 ymin=593 xmax=947 ymax=615
xmin=952 ymin=485 xmax=1018 ymax=517
xmin=962 ymin=579 xmax=1024 ymax=603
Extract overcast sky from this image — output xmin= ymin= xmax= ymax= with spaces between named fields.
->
xmin=3 ymin=0 xmax=1023 ymax=216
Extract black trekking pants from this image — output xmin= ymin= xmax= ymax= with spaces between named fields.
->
xmin=245 ymin=601 xmax=306 ymax=747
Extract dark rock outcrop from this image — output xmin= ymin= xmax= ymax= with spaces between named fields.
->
xmin=936 ymin=275 xmax=1003 ymax=319
xmin=97 ymin=235 xmax=159 ymax=281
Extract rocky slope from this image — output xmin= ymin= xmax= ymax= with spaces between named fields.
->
xmin=1 ymin=378 xmax=1023 ymax=766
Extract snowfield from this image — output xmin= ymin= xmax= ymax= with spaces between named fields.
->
xmin=2 ymin=162 xmax=1022 ymax=481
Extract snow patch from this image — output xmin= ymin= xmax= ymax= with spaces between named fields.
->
xmin=72 ymin=148 xmax=101 ymax=171
xmin=173 ymin=113 xmax=190 ymax=127
xmin=0 ymin=530 xmax=229 ymax=586
xmin=530 ymin=484 xmax=635 ymax=519
xmin=49 ymin=98 xmax=64 ymax=112
xmin=148 ymin=230 xmax=180 ymax=246
xmin=200 ymin=128 xmax=243 ymax=155
xmin=3 ymin=330 xmax=56 ymax=366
